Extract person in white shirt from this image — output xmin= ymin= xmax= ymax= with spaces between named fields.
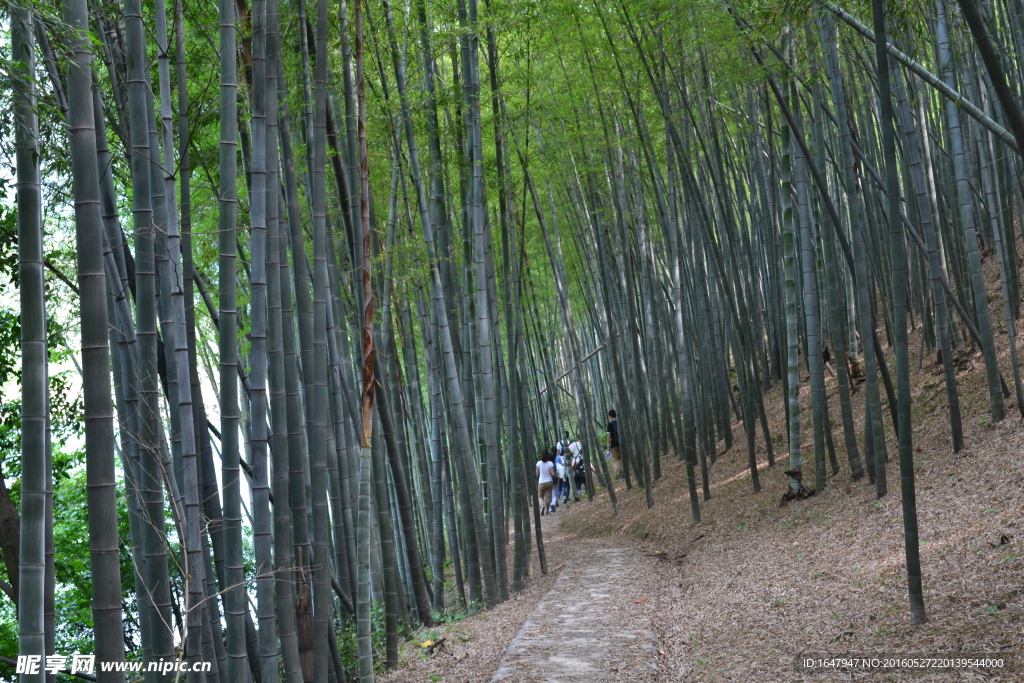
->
xmin=568 ymin=438 xmax=583 ymax=500
xmin=555 ymin=433 xmax=571 ymax=504
xmin=536 ymin=451 xmax=557 ymax=515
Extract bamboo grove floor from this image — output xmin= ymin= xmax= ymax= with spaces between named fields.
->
xmin=383 ymin=255 xmax=1024 ymax=682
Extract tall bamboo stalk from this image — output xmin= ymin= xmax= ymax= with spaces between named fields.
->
xmin=217 ymin=0 xmax=246 ymax=669
xmin=14 ymin=3 xmax=48 ymax=678
xmin=876 ymin=0 xmax=926 ymax=623
xmin=353 ymin=0 xmax=376 ymax=679
xmin=61 ymin=0 xmax=127 ymax=677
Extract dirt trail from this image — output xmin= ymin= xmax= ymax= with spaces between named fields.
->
xmin=491 ymin=545 xmax=663 ymax=681
xmin=379 ymin=502 xmax=682 ymax=682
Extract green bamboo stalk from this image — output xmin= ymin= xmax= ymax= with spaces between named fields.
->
xmin=14 ymin=3 xmax=48 ymax=679
xmin=813 ymin=14 xmax=866 ymax=476
xmin=61 ymin=0 xmax=128 ymax=677
xmin=794 ymin=128 xmax=830 ymax=490
xmin=817 ymin=12 xmax=886 ymax=481
xmin=938 ymin=0 xmax=1005 ymax=423
xmin=120 ymin=0 xmax=177 ymax=666
xmin=779 ymin=81 xmax=802 ymax=492
xmin=353 ymin=0 xmax=376 ymax=678
xmin=874 ymin=0 xmax=926 ymax=623
xmin=247 ymin=0 xmax=279 ymax=677
xmin=265 ymin=0 xmax=304 ymax=675
xmin=310 ymin=0 xmax=334 ymax=679
xmin=217 ymin=0 xmax=246 ymax=669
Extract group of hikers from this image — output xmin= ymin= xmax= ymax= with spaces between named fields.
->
xmin=535 ymin=410 xmax=620 ymax=515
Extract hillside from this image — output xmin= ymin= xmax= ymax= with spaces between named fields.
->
xmin=382 ymin=254 xmax=1024 ymax=682
xmin=557 ymin=255 xmax=1024 ymax=679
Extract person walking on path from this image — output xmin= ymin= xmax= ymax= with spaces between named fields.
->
xmin=549 ymin=447 xmax=562 ymax=510
xmin=556 ymin=433 xmax=572 ymax=504
xmin=607 ymin=410 xmax=621 ymax=479
xmin=570 ymin=437 xmax=585 ymax=500
xmin=568 ymin=435 xmax=582 ymax=461
xmin=536 ymin=451 xmax=557 ymax=515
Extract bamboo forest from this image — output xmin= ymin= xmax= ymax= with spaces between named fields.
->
xmin=2 ymin=0 xmax=1024 ymax=678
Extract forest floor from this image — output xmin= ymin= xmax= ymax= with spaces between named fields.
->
xmin=384 ymin=266 xmax=1024 ymax=683
xmin=556 ymin=368 xmax=1024 ymax=682
xmin=489 ymin=545 xmax=665 ymax=681
xmin=549 ymin=283 xmax=1024 ymax=681
xmin=378 ymin=506 xmax=686 ymax=683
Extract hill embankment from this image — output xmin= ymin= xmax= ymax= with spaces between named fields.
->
xmin=562 ymin=321 xmax=1024 ymax=681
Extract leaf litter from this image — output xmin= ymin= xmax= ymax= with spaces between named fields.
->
xmin=382 ymin=258 xmax=1023 ymax=681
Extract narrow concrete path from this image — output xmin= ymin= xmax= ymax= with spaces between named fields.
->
xmin=491 ymin=546 xmax=663 ymax=682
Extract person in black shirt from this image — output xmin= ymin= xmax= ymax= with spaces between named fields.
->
xmin=607 ymin=410 xmax=620 ymax=479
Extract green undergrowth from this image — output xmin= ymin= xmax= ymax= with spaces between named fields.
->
xmin=335 ymin=598 xmax=482 ymax=679
xmin=335 ymin=600 xmax=398 ymax=679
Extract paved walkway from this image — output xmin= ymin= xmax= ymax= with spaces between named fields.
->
xmin=491 ymin=546 xmax=663 ymax=682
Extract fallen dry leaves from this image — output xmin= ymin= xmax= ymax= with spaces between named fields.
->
xmin=559 ymin=303 xmax=1024 ymax=681
xmin=381 ymin=251 xmax=1024 ymax=682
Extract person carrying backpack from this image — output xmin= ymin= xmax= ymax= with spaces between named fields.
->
xmin=571 ymin=441 xmax=586 ymax=498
